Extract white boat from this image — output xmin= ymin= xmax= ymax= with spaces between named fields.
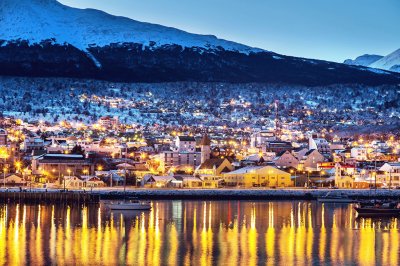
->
xmin=317 ymin=192 xmax=355 ymax=203
xmin=105 ymin=158 xmax=152 ymax=211
xmin=106 ymin=200 xmax=152 ymax=210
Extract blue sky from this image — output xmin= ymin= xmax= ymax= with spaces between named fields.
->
xmin=59 ymin=0 xmax=400 ymax=62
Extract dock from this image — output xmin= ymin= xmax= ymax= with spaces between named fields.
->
xmin=0 ymin=191 xmax=100 ymax=204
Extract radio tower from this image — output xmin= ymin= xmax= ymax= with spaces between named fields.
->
xmin=274 ymin=100 xmax=281 ymax=138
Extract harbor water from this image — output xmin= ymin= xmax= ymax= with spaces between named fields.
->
xmin=0 ymin=200 xmax=398 ymax=265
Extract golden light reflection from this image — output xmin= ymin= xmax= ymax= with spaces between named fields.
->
xmin=0 ymin=201 xmax=396 ymax=265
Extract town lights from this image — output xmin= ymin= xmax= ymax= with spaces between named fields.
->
xmin=14 ymin=161 xmax=22 ymax=172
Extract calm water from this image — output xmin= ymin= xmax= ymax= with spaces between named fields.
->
xmin=0 ymin=200 xmax=398 ymax=265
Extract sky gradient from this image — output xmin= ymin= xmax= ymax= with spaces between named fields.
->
xmin=59 ymin=0 xmax=400 ymax=62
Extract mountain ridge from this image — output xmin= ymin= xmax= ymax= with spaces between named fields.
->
xmin=0 ymin=0 xmax=399 ymax=85
xmin=345 ymin=49 xmax=400 ymax=73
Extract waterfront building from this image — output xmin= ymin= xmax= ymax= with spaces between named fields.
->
xmin=32 ymin=153 xmax=94 ymax=180
xmin=379 ymin=162 xmax=400 ymax=188
xmin=223 ymin=165 xmax=292 ymax=188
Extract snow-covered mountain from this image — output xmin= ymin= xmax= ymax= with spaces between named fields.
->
xmin=345 ymin=49 xmax=400 ymax=73
xmin=0 ymin=0 xmax=259 ymax=64
xmin=0 ymin=0 xmax=399 ymax=85
xmin=369 ymin=49 xmax=400 ymax=73
xmin=343 ymin=54 xmax=383 ymax=67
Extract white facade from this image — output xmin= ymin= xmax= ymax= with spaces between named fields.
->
xmin=173 ymin=136 xmax=196 ymax=152
xmin=250 ymin=130 xmax=276 ymax=148
xmin=350 ymin=147 xmax=368 ymax=161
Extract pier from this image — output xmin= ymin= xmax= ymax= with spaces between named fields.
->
xmin=0 ymin=190 xmax=100 ymax=204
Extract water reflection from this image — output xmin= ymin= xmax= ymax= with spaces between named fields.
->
xmin=0 ymin=201 xmax=397 ymax=265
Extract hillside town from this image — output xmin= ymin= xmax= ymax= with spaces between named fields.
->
xmin=0 ymin=115 xmax=399 ymax=191
xmin=1 ymin=77 xmax=400 ymax=135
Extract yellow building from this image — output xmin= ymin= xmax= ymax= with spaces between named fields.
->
xmin=335 ymin=175 xmax=354 ymax=188
xmin=223 ymin=166 xmax=292 ymax=188
xmin=195 ymin=158 xmax=234 ymax=176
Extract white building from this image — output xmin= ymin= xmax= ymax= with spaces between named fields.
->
xmin=172 ymin=136 xmax=196 ymax=152
xmin=250 ymin=130 xmax=276 ymax=148
xmin=350 ymin=147 xmax=368 ymax=161
xmin=309 ymin=137 xmax=330 ymax=155
xmin=158 ymin=136 xmax=200 ymax=172
xmin=379 ymin=163 xmax=400 ymax=188
xmin=22 ymin=137 xmax=45 ymax=152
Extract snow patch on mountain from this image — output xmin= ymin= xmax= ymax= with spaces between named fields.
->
xmin=0 ymin=0 xmax=262 ymax=68
xmin=369 ymin=49 xmax=400 ymax=73
xmin=343 ymin=54 xmax=383 ymax=67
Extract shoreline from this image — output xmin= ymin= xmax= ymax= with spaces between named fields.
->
xmin=2 ymin=188 xmax=398 ymax=201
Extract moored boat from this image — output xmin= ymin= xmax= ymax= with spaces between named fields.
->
xmin=354 ymin=202 xmax=400 ymax=217
xmin=105 ymin=200 xmax=152 ymax=210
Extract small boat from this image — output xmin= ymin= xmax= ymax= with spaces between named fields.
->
xmin=106 ymin=200 xmax=152 ymax=210
xmin=105 ymin=159 xmax=152 ymax=211
xmin=354 ymin=202 xmax=400 ymax=217
xmin=317 ymin=192 xmax=355 ymax=203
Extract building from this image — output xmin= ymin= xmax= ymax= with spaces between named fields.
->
xmin=351 ymin=147 xmax=368 ymax=161
xmin=195 ymin=158 xmax=233 ymax=176
xmin=273 ymin=150 xmax=299 ymax=169
xmin=199 ymin=134 xmax=211 ymax=164
xmin=1 ymin=174 xmax=26 ymax=186
xmin=160 ymin=136 xmax=201 ymax=171
xmin=223 ymin=166 xmax=292 ymax=188
xmin=63 ymin=176 xmax=85 ymax=188
xmin=379 ymin=163 xmax=400 ymax=188
xmin=98 ymin=116 xmax=119 ymax=129
xmin=309 ymin=136 xmax=330 ymax=155
xmin=298 ymin=149 xmax=325 ymax=171
xmin=334 ymin=163 xmax=370 ymax=188
xmin=265 ymin=141 xmax=293 ymax=153
xmin=200 ymin=175 xmax=224 ymax=188
xmin=0 ymin=129 xmax=7 ymax=146
xmin=22 ymin=137 xmax=45 ymax=152
xmin=32 ymin=154 xmax=95 ymax=180
xmin=142 ymin=175 xmax=174 ymax=188
xmin=172 ymin=136 xmax=196 ymax=152
xmin=250 ymin=130 xmax=276 ymax=148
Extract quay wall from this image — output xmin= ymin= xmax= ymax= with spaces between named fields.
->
xmin=0 ymin=188 xmax=399 ymax=202
xmin=95 ymin=188 xmax=400 ymax=200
